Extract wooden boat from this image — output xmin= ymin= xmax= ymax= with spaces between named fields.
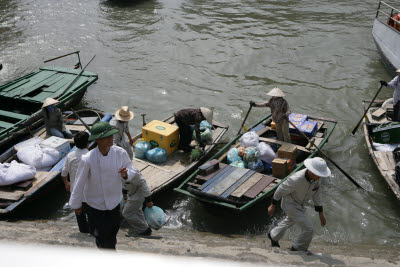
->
xmin=372 ymin=1 xmax=400 ymax=75
xmin=175 ymin=114 xmax=336 ymax=212
xmin=130 ymin=116 xmax=228 ymax=195
xmin=0 ymin=110 xmax=111 ymax=214
xmin=0 ymin=52 xmax=98 ymax=151
xmin=362 ymin=99 xmax=400 ymax=201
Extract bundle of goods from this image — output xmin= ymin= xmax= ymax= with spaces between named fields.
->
xmin=142 ymin=120 xmax=179 ymax=155
xmin=0 ymin=160 xmax=36 ymax=186
xmin=271 ymin=113 xmax=318 ymax=138
xmin=192 ymin=120 xmax=213 ymax=144
xmin=17 ymin=145 xmax=60 ymax=171
xmin=271 ymin=144 xmax=297 ymax=178
xmin=135 ymin=141 xmax=168 ymax=164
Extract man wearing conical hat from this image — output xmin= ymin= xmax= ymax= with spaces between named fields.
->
xmin=110 ymin=106 xmax=134 ymax=159
xmin=174 ymin=107 xmax=213 ymax=152
xmin=41 ymin=97 xmax=72 ymax=139
xmin=381 ymin=69 xmax=400 ymax=121
xmin=267 ymin=157 xmax=331 ymax=253
xmin=250 ymin=87 xmax=291 ymax=143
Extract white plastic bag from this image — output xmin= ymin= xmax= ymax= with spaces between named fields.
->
xmin=0 ymin=160 xmax=36 ymax=186
xmin=257 ymin=142 xmax=277 ymax=164
xmin=17 ymin=145 xmax=59 ymax=169
xmin=240 ymin=131 xmax=259 ymax=148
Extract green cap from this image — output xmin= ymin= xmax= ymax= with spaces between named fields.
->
xmin=88 ymin=121 xmax=118 ymax=141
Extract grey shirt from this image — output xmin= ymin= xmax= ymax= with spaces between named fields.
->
xmin=42 ymin=108 xmax=66 ymax=134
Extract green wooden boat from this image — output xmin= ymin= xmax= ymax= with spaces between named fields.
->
xmin=174 ymin=113 xmax=337 ymax=212
xmin=0 ymin=54 xmax=98 ymax=150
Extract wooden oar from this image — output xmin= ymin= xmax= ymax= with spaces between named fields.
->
xmin=237 ymin=105 xmax=253 ymax=136
xmin=56 ymin=55 xmax=96 ymax=99
xmin=289 ymin=120 xmax=365 ymax=190
xmin=70 ymin=108 xmax=91 ymax=132
xmin=351 ymin=84 xmax=384 ymax=135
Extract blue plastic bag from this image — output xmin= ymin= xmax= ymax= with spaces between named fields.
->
xmin=248 ymin=160 xmax=264 ymax=172
xmin=134 ymin=141 xmax=151 ymax=159
xmin=230 ymin=160 xmax=245 ymax=168
xmin=145 ymin=147 xmax=167 ymax=164
xmin=144 ymin=206 xmax=167 ymax=230
xmin=200 ymin=120 xmax=212 ymax=131
xmin=227 ymin=148 xmax=242 ymax=163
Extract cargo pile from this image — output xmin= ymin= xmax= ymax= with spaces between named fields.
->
xmin=271 ymin=113 xmax=318 ymax=138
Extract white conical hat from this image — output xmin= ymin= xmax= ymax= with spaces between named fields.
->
xmin=200 ymin=107 xmax=213 ymax=125
xmin=267 ymin=87 xmax=285 ymax=97
xmin=42 ymin=98 xmax=60 ymax=108
xmin=396 ymin=69 xmax=400 ymax=73
xmin=115 ymin=106 xmax=134 ymax=121
xmin=304 ymin=157 xmax=331 ymax=177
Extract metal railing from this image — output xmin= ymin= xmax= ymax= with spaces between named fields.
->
xmin=376 ymin=1 xmax=400 ymax=25
xmin=43 ymin=51 xmax=82 ymax=69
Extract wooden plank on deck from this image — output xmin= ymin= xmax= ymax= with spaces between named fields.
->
xmin=230 ymin=172 xmax=264 ymax=198
xmin=207 ymin=168 xmax=249 ymax=196
xmin=221 ymin=170 xmax=255 ymax=198
xmin=202 ymin=166 xmax=237 ymax=192
xmin=132 ymin=159 xmax=149 ymax=171
xmin=196 ymin=163 xmax=228 ymax=181
xmin=0 ymin=190 xmax=24 ymax=201
xmin=243 ymin=175 xmax=276 ymax=199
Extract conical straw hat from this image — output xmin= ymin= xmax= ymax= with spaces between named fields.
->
xmin=42 ymin=98 xmax=60 ymax=108
xmin=267 ymin=87 xmax=285 ymax=97
xmin=396 ymin=69 xmax=400 ymax=73
xmin=115 ymin=106 xmax=134 ymax=121
xmin=200 ymin=107 xmax=213 ymax=125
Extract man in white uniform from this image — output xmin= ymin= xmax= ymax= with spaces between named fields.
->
xmin=267 ymin=157 xmax=331 ymax=252
xmin=111 ymin=106 xmax=134 ymax=159
xmin=381 ymin=69 xmax=400 ymax=121
xmin=69 ymin=121 xmax=147 ymax=249
xmin=61 ymin=131 xmax=91 ymax=233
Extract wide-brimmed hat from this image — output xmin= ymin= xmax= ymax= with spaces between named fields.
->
xmin=304 ymin=157 xmax=331 ymax=177
xmin=42 ymin=98 xmax=60 ymax=108
xmin=267 ymin=87 xmax=285 ymax=97
xmin=200 ymin=107 xmax=213 ymax=125
xmin=88 ymin=121 xmax=118 ymax=141
xmin=115 ymin=106 xmax=134 ymax=121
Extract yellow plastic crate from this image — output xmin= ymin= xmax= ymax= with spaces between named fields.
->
xmin=142 ymin=120 xmax=180 ymax=155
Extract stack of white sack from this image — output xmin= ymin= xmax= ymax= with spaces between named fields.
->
xmin=256 ymin=142 xmax=277 ymax=164
xmin=0 ymin=160 xmax=36 ymax=186
xmin=17 ymin=145 xmax=59 ymax=171
xmin=240 ymin=131 xmax=259 ymax=147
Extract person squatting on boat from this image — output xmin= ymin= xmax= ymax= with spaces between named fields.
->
xmin=267 ymin=157 xmax=331 ymax=252
xmin=111 ymin=106 xmax=134 ymax=160
xmin=61 ymin=131 xmax=92 ymax=234
xmin=122 ymin=171 xmax=154 ymax=236
xmin=41 ymin=97 xmax=72 ymax=139
xmin=387 ymin=13 xmax=400 ymax=31
xmin=174 ymin=107 xmax=213 ymax=152
xmin=250 ymin=87 xmax=291 ymax=143
xmin=69 ymin=121 xmax=143 ymax=249
xmin=381 ymin=69 xmax=400 ymax=121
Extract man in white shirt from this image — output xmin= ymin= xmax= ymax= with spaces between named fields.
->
xmin=69 ymin=121 xmax=146 ymax=249
xmin=61 ymin=131 xmax=90 ymax=234
xmin=381 ymin=69 xmax=400 ymax=121
xmin=267 ymin=157 xmax=331 ymax=253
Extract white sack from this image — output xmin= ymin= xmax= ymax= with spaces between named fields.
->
xmin=0 ymin=160 xmax=36 ymax=186
xmin=240 ymin=131 xmax=259 ymax=148
xmin=373 ymin=142 xmax=400 ymax=152
xmin=17 ymin=145 xmax=59 ymax=169
xmin=257 ymin=142 xmax=277 ymax=164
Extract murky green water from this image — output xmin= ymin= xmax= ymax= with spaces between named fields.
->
xmin=1 ymin=0 xmax=399 ymax=247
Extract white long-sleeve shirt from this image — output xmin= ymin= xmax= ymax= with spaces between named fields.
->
xmin=387 ymin=75 xmax=400 ymax=105
xmin=61 ymin=148 xmax=89 ymax=192
xmin=69 ymin=145 xmax=144 ymax=210
xmin=273 ymin=168 xmax=323 ymax=210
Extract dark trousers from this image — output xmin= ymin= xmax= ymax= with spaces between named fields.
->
xmin=394 ymin=101 xmax=400 ymax=122
xmin=83 ymin=203 xmax=121 ymax=250
xmin=76 ymin=202 xmax=93 ymax=234
xmin=175 ymin=117 xmax=192 ymax=149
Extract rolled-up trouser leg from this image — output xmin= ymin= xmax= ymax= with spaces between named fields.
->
xmin=276 ymin=122 xmax=291 ymax=143
xmin=122 ymin=198 xmax=149 ymax=234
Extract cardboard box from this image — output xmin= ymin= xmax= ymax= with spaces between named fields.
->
xmin=371 ymin=108 xmax=385 ymax=120
xmin=40 ymin=136 xmax=71 ymax=160
xmin=289 ymin=113 xmax=308 ymax=123
xmin=142 ymin=120 xmax=180 ymax=155
xmin=277 ymin=144 xmax=297 ymax=159
xmin=298 ymin=121 xmax=318 ymax=138
xmin=272 ymin=158 xmax=288 ymax=178
xmin=372 ymin=122 xmax=400 ymax=143
xmin=289 ymin=120 xmax=304 ymax=132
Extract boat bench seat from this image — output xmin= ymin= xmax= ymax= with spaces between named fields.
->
xmin=0 ymin=110 xmax=29 ymax=121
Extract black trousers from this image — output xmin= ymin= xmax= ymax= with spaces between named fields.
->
xmin=175 ymin=117 xmax=192 ymax=149
xmin=394 ymin=101 xmax=400 ymax=122
xmin=83 ymin=203 xmax=121 ymax=250
xmin=76 ymin=202 xmax=93 ymax=234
